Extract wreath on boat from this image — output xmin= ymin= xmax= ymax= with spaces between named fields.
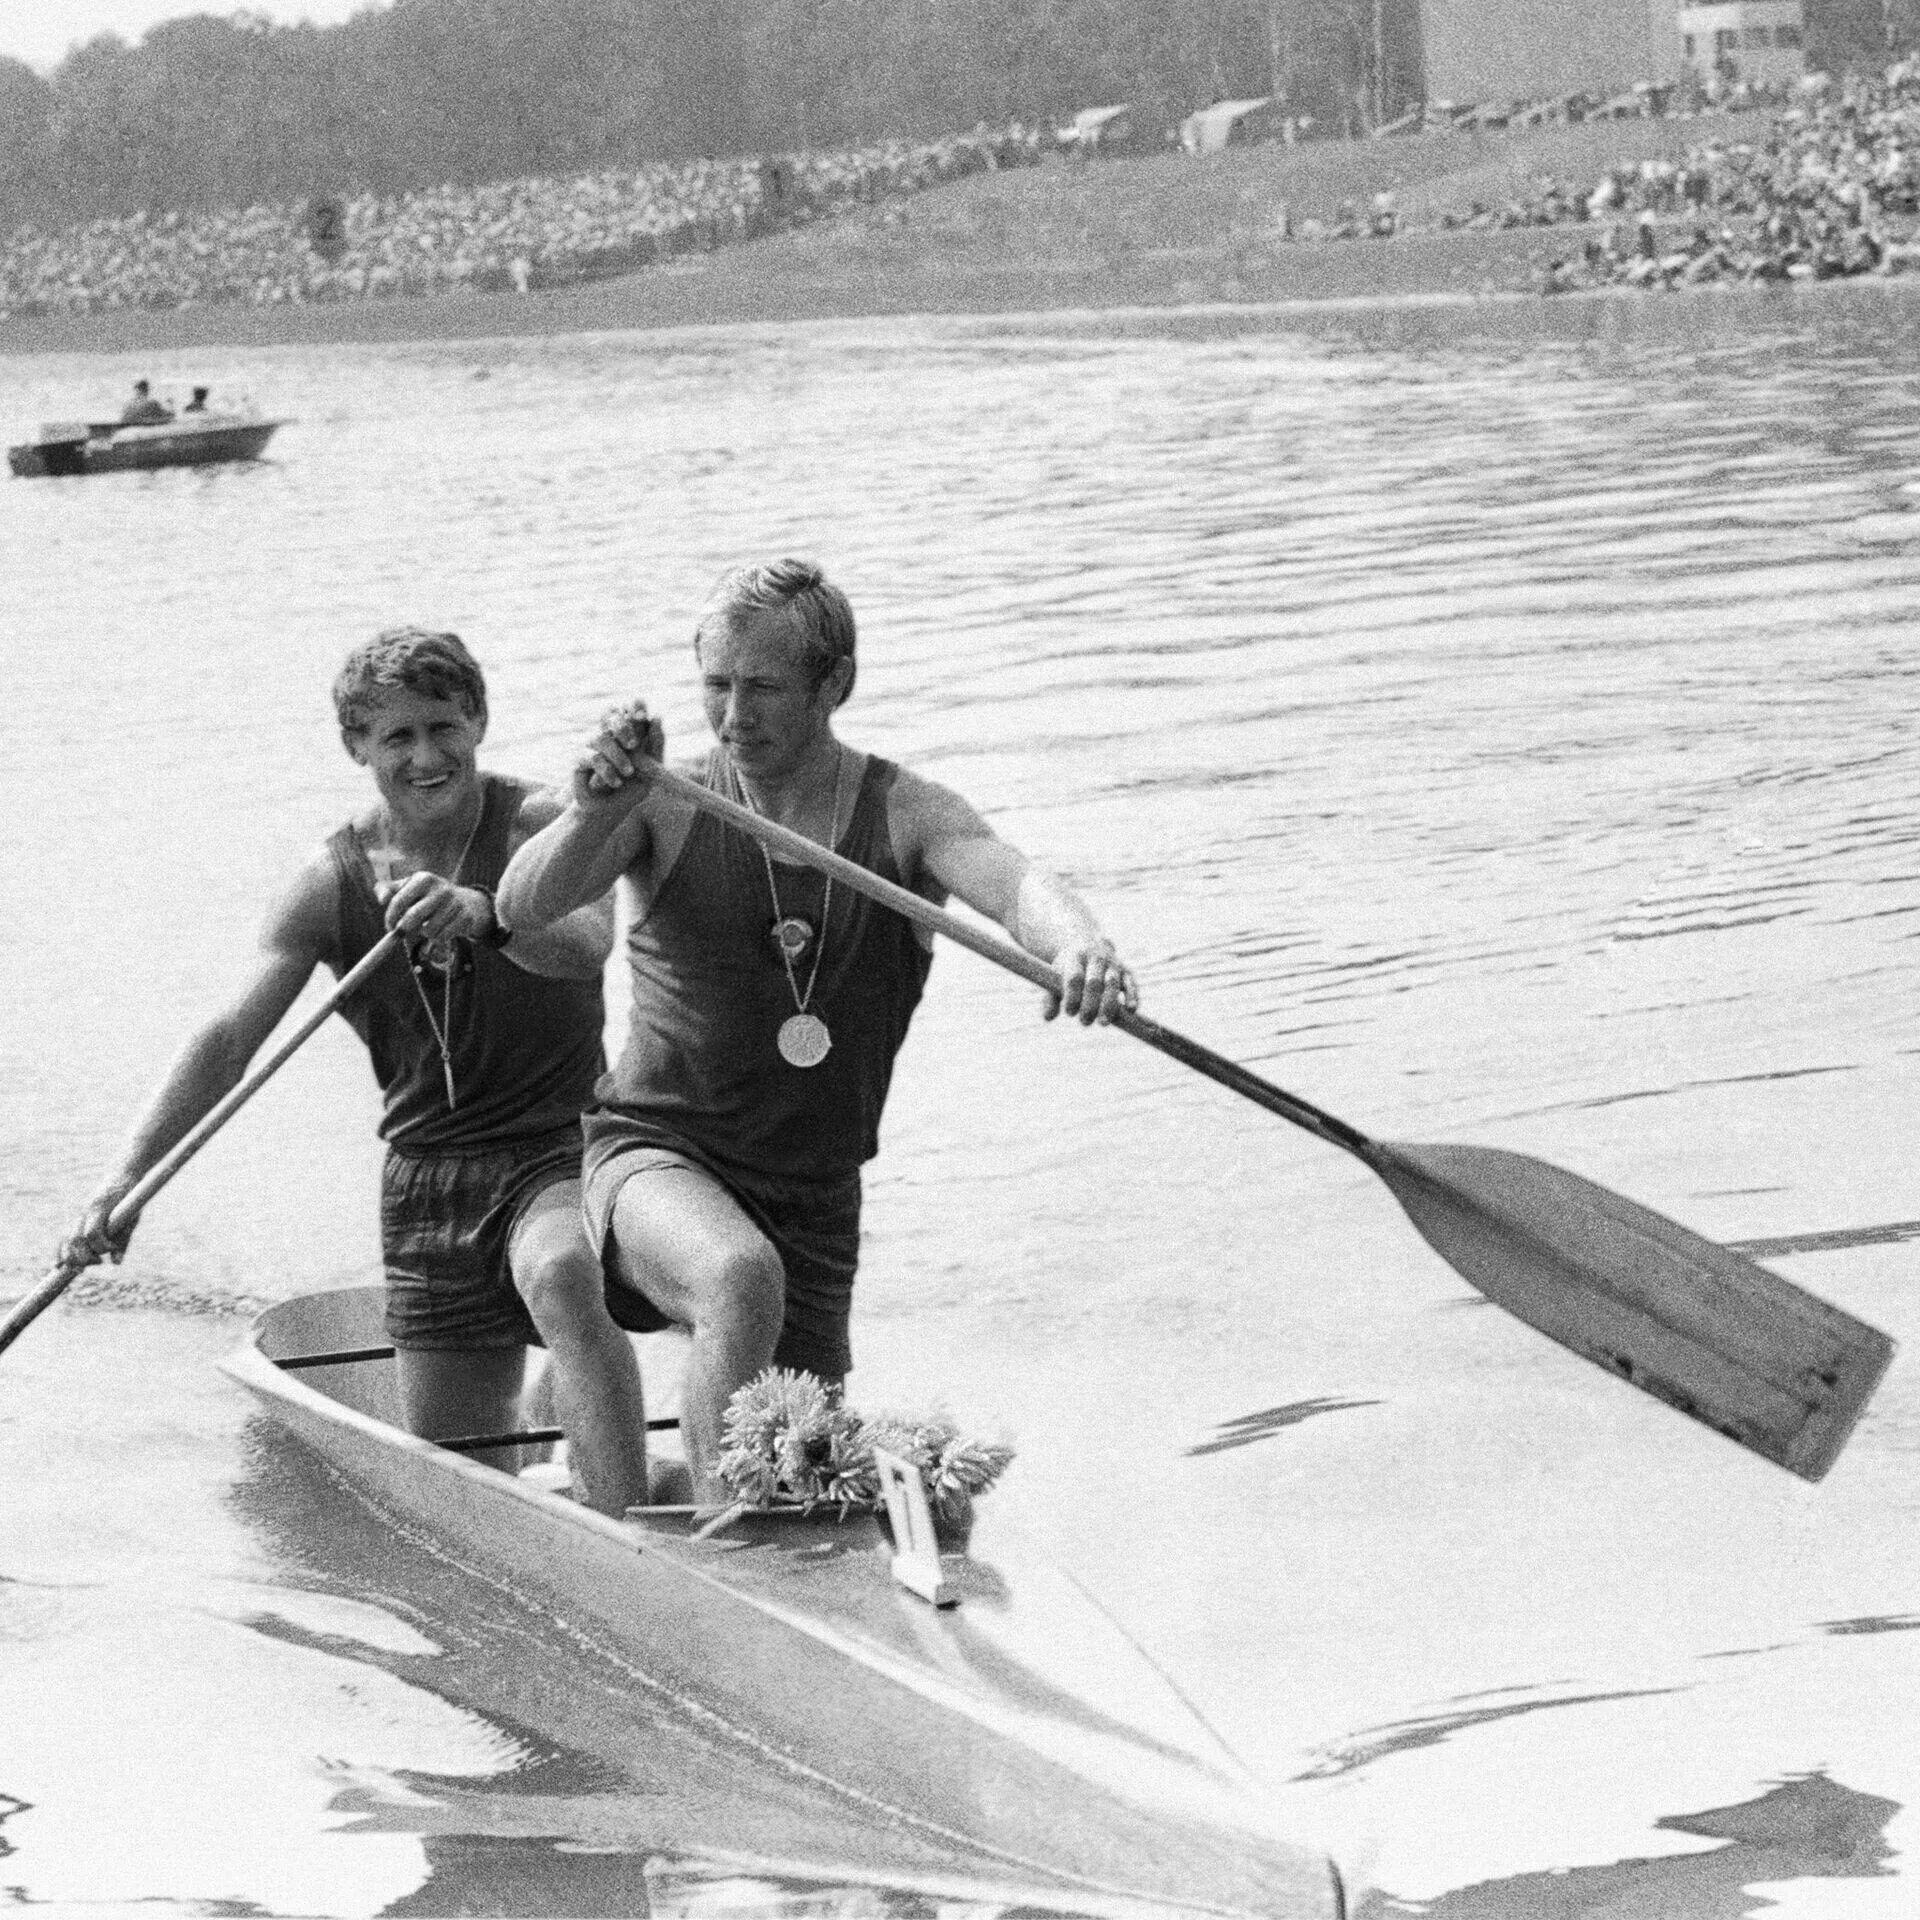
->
xmin=710 ymin=1367 xmax=1014 ymax=1544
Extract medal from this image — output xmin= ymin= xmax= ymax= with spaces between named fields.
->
xmin=735 ymin=748 xmax=853 ymax=1070
xmin=777 ymin=1013 xmax=833 ymax=1068
xmin=771 ymin=915 xmax=815 ymax=963
xmin=374 ymin=804 xmax=483 ymax=1113
xmin=418 ymin=934 xmax=463 ymax=976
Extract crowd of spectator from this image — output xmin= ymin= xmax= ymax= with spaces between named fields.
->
xmin=1287 ymin=58 xmax=1920 ymax=293
xmin=22 ymin=62 xmax=1920 ymax=317
xmin=0 ymin=123 xmax=1048 ymax=321
xmin=1549 ymin=61 xmax=1920 ymax=290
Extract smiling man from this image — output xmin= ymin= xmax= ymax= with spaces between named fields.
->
xmin=61 ymin=627 xmax=660 ymax=1515
xmin=497 ymin=559 xmax=1137 ymax=1502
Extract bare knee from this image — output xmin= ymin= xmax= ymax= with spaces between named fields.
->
xmin=515 ymin=1240 xmax=605 ymax=1335
xmin=694 ymin=1243 xmax=784 ymax=1355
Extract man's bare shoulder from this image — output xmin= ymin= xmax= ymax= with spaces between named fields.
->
xmin=885 ymin=760 xmax=993 ymax=841
xmin=616 ymin=752 xmax=715 ymax=884
xmin=649 ymin=750 xmax=715 ymax=804
xmin=259 ymin=842 xmax=344 ymax=965
xmin=499 ymin=775 xmax=570 ymax=843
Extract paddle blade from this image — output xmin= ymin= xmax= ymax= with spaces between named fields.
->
xmin=1365 ymin=1142 xmax=1894 ymax=1482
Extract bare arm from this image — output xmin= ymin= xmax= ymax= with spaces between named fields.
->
xmin=60 ymin=858 xmax=335 ymax=1266
xmin=498 ymin=702 xmax=662 ymax=933
xmin=490 ymin=787 xmax=616 ymax=979
xmin=893 ymin=770 xmax=1137 ymax=1025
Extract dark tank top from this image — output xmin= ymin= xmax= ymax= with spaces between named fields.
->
xmin=328 ymin=773 xmax=605 ymax=1153
xmin=598 ymin=750 xmax=935 ymax=1183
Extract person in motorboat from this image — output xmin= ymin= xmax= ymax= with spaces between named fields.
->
xmin=498 ymin=558 xmax=1137 ymax=1503
xmin=182 ymin=386 xmax=211 ymax=414
xmin=119 ymin=379 xmax=174 ymax=425
xmin=60 ymin=628 xmax=666 ymax=1516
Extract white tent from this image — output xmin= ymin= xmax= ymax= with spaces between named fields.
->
xmin=1059 ymin=104 xmax=1138 ymax=153
xmin=1178 ymin=97 xmax=1280 ymax=156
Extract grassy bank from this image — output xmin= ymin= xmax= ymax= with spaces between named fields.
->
xmin=0 ymin=110 xmax=1794 ymax=357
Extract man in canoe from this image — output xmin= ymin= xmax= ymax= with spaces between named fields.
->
xmin=60 ymin=627 xmax=660 ymax=1516
xmin=497 ymin=558 xmax=1137 ymax=1503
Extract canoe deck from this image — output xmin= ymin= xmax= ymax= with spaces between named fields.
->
xmin=222 ymin=1286 xmax=1344 ymax=1918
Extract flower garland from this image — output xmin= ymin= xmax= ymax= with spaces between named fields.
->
xmin=859 ymin=1410 xmax=1017 ymax=1529
xmin=712 ymin=1368 xmax=1014 ymax=1529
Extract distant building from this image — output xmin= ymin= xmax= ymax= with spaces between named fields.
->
xmin=1419 ymin=0 xmax=1681 ymax=106
xmin=1677 ymin=2 xmax=1809 ymax=87
xmin=1801 ymin=0 xmax=1904 ymax=77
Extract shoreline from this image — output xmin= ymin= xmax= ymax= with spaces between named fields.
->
xmin=0 ymin=228 xmax=1584 ymax=359
xmin=4 ymin=223 xmax=1844 ymax=361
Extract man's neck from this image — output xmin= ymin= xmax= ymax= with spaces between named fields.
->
xmin=732 ymin=737 xmax=844 ymax=833
xmin=376 ymin=781 xmax=485 ymax=872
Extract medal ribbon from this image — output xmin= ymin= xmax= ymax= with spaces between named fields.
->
xmin=734 ymin=748 xmax=850 ymax=1053
xmin=369 ymin=798 xmax=484 ymax=1111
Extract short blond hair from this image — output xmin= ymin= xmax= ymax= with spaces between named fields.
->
xmin=333 ymin=627 xmax=487 ymax=737
xmin=695 ymin=559 xmax=856 ymax=706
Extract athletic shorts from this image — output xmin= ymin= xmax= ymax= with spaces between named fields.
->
xmin=381 ymin=1125 xmax=659 ymax=1351
xmin=580 ymin=1111 xmax=861 ymax=1381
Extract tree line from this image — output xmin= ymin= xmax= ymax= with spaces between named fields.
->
xmin=0 ymin=0 xmax=1421 ymax=230
xmin=4 ymin=0 xmax=1905 ymax=235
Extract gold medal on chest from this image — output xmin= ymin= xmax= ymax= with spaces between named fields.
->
xmin=777 ymin=1012 xmax=833 ymax=1068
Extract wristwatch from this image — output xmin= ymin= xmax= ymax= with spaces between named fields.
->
xmin=473 ymin=886 xmax=514 ymax=949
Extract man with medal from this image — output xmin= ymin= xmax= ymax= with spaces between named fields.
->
xmin=59 ymin=628 xmax=663 ymax=1517
xmin=498 ymin=559 xmax=1138 ymax=1504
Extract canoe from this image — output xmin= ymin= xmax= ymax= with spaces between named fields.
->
xmin=222 ymin=1286 xmax=1348 ymax=1918
xmin=8 ymin=415 xmax=284 ymax=478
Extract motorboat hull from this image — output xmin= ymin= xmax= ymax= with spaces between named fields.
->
xmin=9 ymin=418 xmax=283 ymax=477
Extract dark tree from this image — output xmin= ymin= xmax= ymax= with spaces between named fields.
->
xmin=0 ymin=57 xmax=57 ymax=228
xmin=3 ymin=0 xmax=1427 ymax=229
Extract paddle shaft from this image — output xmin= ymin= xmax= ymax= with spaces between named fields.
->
xmin=0 ymin=932 xmax=402 ymax=1356
xmin=647 ymin=765 xmax=1370 ymax=1157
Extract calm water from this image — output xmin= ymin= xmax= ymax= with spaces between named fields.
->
xmin=5 ymin=289 xmax=1920 ymax=1918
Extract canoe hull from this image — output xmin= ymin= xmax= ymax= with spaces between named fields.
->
xmin=8 ymin=419 xmax=282 ymax=477
xmin=222 ymin=1287 xmax=1342 ymax=1918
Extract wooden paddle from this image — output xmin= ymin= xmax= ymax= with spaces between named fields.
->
xmin=647 ymin=763 xmax=1894 ymax=1483
xmin=0 ymin=932 xmax=402 ymax=1357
